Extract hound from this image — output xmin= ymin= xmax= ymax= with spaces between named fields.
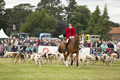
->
xmin=3 ymin=51 xmax=22 ymax=63
xmin=87 ymin=54 xmax=96 ymax=65
xmin=79 ymin=54 xmax=90 ymax=67
xmin=3 ymin=51 xmax=16 ymax=58
xmin=111 ymin=53 xmax=118 ymax=63
xmin=48 ymin=53 xmax=57 ymax=64
xmin=29 ymin=53 xmax=42 ymax=67
xmin=24 ymin=53 xmax=30 ymax=63
xmin=56 ymin=52 xmax=64 ymax=64
xmin=105 ymin=56 xmax=112 ymax=67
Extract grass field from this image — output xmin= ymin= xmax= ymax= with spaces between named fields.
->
xmin=0 ymin=58 xmax=120 ymax=80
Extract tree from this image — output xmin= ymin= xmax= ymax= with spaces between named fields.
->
xmin=109 ymin=21 xmax=119 ymax=27
xmin=52 ymin=20 xmax=67 ymax=37
xmin=19 ymin=8 xmax=57 ymax=37
xmin=37 ymin=0 xmax=64 ymax=20
xmin=85 ymin=5 xmax=111 ymax=40
xmin=68 ymin=5 xmax=90 ymax=33
xmin=65 ymin=0 xmax=77 ymax=21
xmin=4 ymin=3 xmax=35 ymax=36
xmin=7 ymin=3 xmax=35 ymax=30
xmin=84 ymin=6 xmax=101 ymax=34
xmin=0 ymin=0 xmax=5 ymax=9
xmin=0 ymin=0 xmax=8 ymax=33
xmin=98 ymin=4 xmax=111 ymax=40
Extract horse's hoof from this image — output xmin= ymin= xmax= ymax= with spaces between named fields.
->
xmin=77 ymin=66 xmax=80 ymax=69
xmin=66 ymin=64 xmax=69 ymax=67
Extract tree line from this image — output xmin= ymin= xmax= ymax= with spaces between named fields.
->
xmin=0 ymin=0 xmax=119 ymax=40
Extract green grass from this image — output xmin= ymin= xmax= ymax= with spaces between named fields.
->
xmin=0 ymin=58 xmax=120 ymax=80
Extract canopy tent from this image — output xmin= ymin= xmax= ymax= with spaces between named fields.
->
xmin=0 ymin=29 xmax=9 ymax=38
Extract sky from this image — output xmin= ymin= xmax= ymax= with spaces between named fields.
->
xmin=4 ymin=0 xmax=120 ymax=24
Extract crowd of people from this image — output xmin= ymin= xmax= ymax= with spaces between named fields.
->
xmin=0 ymin=37 xmax=120 ymax=59
xmin=0 ymin=37 xmax=62 ymax=56
xmin=83 ymin=40 xmax=120 ymax=59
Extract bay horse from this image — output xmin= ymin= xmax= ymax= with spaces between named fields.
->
xmin=58 ymin=33 xmax=81 ymax=68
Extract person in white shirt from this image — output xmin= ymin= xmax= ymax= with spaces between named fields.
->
xmin=11 ymin=37 xmax=18 ymax=52
xmin=117 ymin=41 xmax=120 ymax=59
xmin=114 ymin=41 xmax=118 ymax=53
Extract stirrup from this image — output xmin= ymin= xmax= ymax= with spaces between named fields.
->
xmin=64 ymin=48 xmax=67 ymax=51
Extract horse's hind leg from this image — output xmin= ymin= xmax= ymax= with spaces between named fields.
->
xmin=70 ymin=53 xmax=73 ymax=65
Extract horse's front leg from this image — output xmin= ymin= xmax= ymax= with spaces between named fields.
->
xmin=70 ymin=53 xmax=73 ymax=65
xmin=76 ymin=52 xmax=79 ymax=68
xmin=64 ymin=52 xmax=69 ymax=67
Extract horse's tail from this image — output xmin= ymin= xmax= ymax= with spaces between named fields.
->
xmin=58 ymin=45 xmax=62 ymax=53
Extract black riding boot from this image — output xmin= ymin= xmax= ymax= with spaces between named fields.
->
xmin=64 ymin=43 xmax=68 ymax=51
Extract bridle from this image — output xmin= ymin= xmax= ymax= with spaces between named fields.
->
xmin=72 ymin=36 xmax=81 ymax=52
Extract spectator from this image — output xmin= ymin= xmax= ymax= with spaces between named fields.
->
xmin=2 ymin=44 xmax=9 ymax=51
xmin=33 ymin=39 xmax=36 ymax=44
xmin=36 ymin=39 xmax=40 ymax=46
xmin=101 ymin=41 xmax=108 ymax=53
xmin=18 ymin=40 xmax=21 ymax=45
xmin=8 ymin=39 xmax=11 ymax=45
xmin=118 ymin=45 xmax=120 ymax=59
xmin=17 ymin=45 xmax=24 ymax=55
xmin=25 ymin=45 xmax=30 ymax=53
xmin=4 ymin=39 xmax=8 ymax=45
xmin=40 ymin=40 xmax=44 ymax=45
xmin=55 ymin=40 xmax=58 ymax=46
xmin=83 ymin=41 xmax=90 ymax=47
xmin=51 ymin=41 xmax=56 ymax=46
xmin=92 ymin=40 xmax=99 ymax=55
xmin=25 ymin=38 xmax=30 ymax=45
xmin=29 ymin=45 xmax=34 ymax=54
xmin=30 ymin=40 xmax=34 ymax=45
xmin=96 ymin=47 xmax=102 ymax=56
xmin=33 ymin=44 xmax=38 ymax=53
xmin=42 ymin=40 xmax=48 ymax=46
xmin=56 ymin=39 xmax=61 ymax=46
xmin=107 ymin=40 xmax=114 ymax=53
xmin=114 ymin=41 xmax=118 ymax=58
xmin=92 ymin=40 xmax=99 ymax=48
xmin=20 ymin=39 xmax=24 ymax=45
xmin=30 ymin=37 xmax=33 ymax=41
xmin=98 ymin=41 xmax=102 ymax=47
xmin=118 ymin=41 xmax=120 ymax=59
xmin=0 ymin=39 xmax=1 ymax=45
xmin=0 ymin=40 xmax=3 ymax=45
xmin=48 ymin=39 xmax=52 ymax=46
xmin=11 ymin=37 xmax=18 ymax=52
xmin=7 ymin=44 xmax=11 ymax=51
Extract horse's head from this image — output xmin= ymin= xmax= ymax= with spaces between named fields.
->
xmin=74 ymin=33 xmax=82 ymax=44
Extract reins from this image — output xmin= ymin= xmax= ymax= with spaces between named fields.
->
xmin=71 ymin=38 xmax=81 ymax=53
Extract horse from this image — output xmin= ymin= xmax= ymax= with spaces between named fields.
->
xmin=58 ymin=33 xmax=81 ymax=68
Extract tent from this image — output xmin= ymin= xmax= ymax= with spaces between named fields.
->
xmin=0 ymin=29 xmax=9 ymax=38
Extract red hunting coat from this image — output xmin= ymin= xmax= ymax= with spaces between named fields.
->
xmin=65 ymin=27 xmax=75 ymax=40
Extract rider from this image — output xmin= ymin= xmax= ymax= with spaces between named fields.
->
xmin=64 ymin=23 xmax=75 ymax=51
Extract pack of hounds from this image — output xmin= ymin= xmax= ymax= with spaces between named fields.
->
xmin=3 ymin=50 xmax=118 ymax=67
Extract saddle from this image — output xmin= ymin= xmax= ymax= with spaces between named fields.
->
xmin=64 ymin=39 xmax=72 ymax=45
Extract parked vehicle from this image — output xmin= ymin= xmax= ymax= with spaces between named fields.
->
xmin=10 ymin=33 xmax=29 ymax=40
xmin=39 ymin=33 xmax=51 ymax=40
xmin=81 ymin=34 xmax=100 ymax=42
